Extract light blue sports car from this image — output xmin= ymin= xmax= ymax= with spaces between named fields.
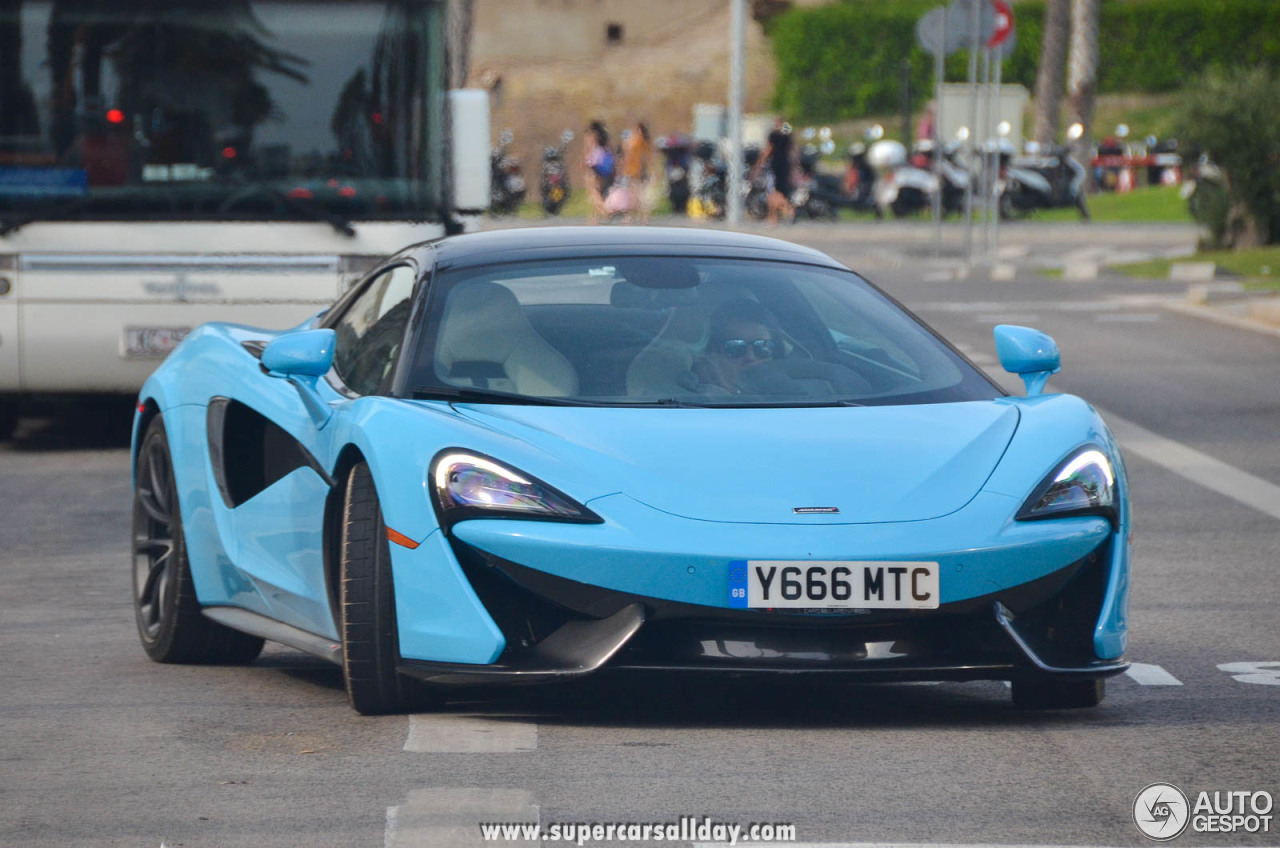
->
xmin=132 ymin=227 xmax=1129 ymax=714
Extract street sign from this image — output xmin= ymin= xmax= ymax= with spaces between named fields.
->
xmin=988 ymin=0 xmax=1014 ymax=47
xmin=919 ymin=1 xmax=1015 ymax=57
xmin=916 ymin=7 xmax=946 ymax=56
xmin=947 ymin=0 xmax=997 ymax=44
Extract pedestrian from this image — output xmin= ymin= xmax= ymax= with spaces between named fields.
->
xmin=752 ymin=116 xmax=795 ymax=226
xmin=915 ymin=100 xmax=937 ymax=145
xmin=583 ymin=120 xmax=615 ymax=224
xmin=620 ymin=120 xmax=654 ymax=223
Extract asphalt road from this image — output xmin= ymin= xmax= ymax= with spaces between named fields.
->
xmin=2 ymin=222 xmax=1277 ymax=848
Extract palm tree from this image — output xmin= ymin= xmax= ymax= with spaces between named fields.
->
xmin=1032 ymin=0 xmax=1070 ymax=145
xmin=1066 ymin=0 xmax=1099 ymax=145
xmin=448 ymin=0 xmax=474 ymax=88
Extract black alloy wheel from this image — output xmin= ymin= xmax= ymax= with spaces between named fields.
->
xmin=132 ymin=415 xmax=264 ymax=663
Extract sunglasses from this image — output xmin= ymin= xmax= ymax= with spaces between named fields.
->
xmin=719 ymin=338 xmax=777 ymax=360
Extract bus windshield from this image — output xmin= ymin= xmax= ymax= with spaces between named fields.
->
xmin=0 ymin=0 xmax=446 ymax=226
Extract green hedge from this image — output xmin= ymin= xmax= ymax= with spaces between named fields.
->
xmin=769 ymin=0 xmax=1280 ymax=122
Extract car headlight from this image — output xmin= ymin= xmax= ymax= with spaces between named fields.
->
xmin=431 ymin=451 xmax=601 ymax=527
xmin=1016 ymin=448 xmax=1117 ymax=524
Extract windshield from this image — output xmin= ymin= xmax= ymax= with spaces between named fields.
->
xmin=0 ymin=0 xmax=445 ymax=225
xmin=410 ymin=257 xmax=1002 ymax=407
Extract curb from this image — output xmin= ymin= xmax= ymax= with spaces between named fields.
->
xmin=1161 ymin=299 xmax=1280 ymax=340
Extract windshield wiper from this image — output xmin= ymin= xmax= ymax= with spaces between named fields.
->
xmin=412 ymin=386 xmax=597 ymax=406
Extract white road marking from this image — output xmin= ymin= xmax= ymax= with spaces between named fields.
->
xmin=1125 ymin=663 xmax=1183 ymax=686
xmin=708 ymin=845 xmax=1139 ymax=848
xmin=386 ymin=788 xmax=538 ymax=848
xmin=1218 ymin=661 xmax=1280 ymax=685
xmin=1100 ymin=409 xmax=1280 ymax=522
xmin=403 ymin=713 xmax=537 ymax=753
xmin=975 ymin=313 xmax=1040 ymax=324
xmin=1094 ymin=312 xmax=1161 ymax=323
xmin=914 ymin=295 xmax=1169 ymax=313
xmin=384 ymin=806 xmax=398 ymax=848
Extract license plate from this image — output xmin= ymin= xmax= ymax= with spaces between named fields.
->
xmin=122 ymin=326 xmax=191 ymax=359
xmin=728 ymin=560 xmax=939 ymax=610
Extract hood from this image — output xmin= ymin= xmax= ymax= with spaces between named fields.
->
xmin=448 ymin=402 xmax=1019 ymax=525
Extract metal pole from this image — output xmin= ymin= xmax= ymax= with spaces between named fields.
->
xmin=963 ymin=0 xmax=980 ymax=261
xmin=726 ymin=0 xmax=746 ymax=226
xmin=991 ymin=48 xmax=1003 ymax=255
xmin=982 ymin=46 xmax=994 ymax=255
xmin=932 ymin=13 xmax=945 ymax=258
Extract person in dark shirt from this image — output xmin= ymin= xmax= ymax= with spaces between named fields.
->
xmin=753 ymin=116 xmax=795 ymax=225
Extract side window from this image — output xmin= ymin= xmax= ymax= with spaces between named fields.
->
xmin=332 ymin=265 xmax=418 ymax=395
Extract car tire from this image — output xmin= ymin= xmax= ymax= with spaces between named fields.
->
xmin=133 ymin=415 xmax=265 ymax=664
xmin=0 ymin=402 xmax=16 ymax=441
xmin=339 ymin=462 xmax=438 ymax=715
xmin=1011 ymin=676 xmax=1106 ymax=710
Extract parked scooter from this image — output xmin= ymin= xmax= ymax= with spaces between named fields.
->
xmin=869 ymin=139 xmax=938 ymax=218
xmin=998 ymin=123 xmax=1089 ymax=220
xmin=912 ymin=139 xmax=972 ymax=216
xmin=791 ymin=141 xmax=841 ymax=221
xmin=841 ymin=142 xmax=878 ymax=212
xmin=689 ymin=140 xmax=727 ymax=220
xmin=489 ymin=130 xmax=526 ymax=215
xmin=657 ymin=133 xmax=693 ymax=215
xmin=539 ymin=129 xmax=574 ymax=215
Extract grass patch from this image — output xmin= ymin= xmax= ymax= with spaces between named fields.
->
xmin=1110 ymin=244 xmax=1280 ymax=282
xmin=1035 ymin=185 xmax=1192 ymax=223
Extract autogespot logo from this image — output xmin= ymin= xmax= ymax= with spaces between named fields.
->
xmin=1135 ymin=783 xmax=1191 ymax=841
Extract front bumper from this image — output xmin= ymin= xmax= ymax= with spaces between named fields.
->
xmin=398 ymin=534 xmax=1127 ymax=686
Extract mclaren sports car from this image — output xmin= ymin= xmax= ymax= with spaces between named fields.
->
xmin=131 ymin=227 xmax=1130 ymax=714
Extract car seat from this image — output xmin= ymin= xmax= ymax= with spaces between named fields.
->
xmin=435 ymin=281 xmax=579 ymax=397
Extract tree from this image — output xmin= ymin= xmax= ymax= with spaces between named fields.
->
xmin=1181 ymin=67 xmax=1280 ymax=249
xmin=1065 ymin=0 xmax=1098 ymax=147
xmin=448 ymin=0 xmax=475 ymax=87
xmin=1032 ymin=0 xmax=1070 ymax=145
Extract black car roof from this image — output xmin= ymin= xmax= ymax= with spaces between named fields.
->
xmin=422 ymin=226 xmax=847 ymax=271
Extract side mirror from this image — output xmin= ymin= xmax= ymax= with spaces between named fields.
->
xmin=993 ymin=324 xmax=1060 ymax=396
xmin=262 ymin=329 xmax=336 ymax=378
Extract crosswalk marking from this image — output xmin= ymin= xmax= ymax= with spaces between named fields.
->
xmin=403 ymin=713 xmax=537 ymax=753
xmin=1125 ymin=663 xmax=1183 ymax=686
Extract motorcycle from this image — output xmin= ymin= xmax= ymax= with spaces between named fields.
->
xmin=657 ymin=133 xmax=693 ymax=215
xmin=539 ymin=129 xmax=574 ymax=216
xmin=869 ymin=139 xmax=938 ymax=218
xmin=912 ymin=139 xmax=972 ymax=216
xmin=489 ymin=130 xmax=527 ymax=215
xmin=998 ymin=123 xmax=1089 ymax=221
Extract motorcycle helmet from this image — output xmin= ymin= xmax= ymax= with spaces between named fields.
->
xmin=867 ymin=139 xmax=906 ymax=171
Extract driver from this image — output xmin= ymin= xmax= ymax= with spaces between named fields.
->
xmin=691 ymin=299 xmax=781 ymax=394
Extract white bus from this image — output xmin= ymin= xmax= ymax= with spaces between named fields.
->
xmin=0 ymin=0 xmax=486 ymax=438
